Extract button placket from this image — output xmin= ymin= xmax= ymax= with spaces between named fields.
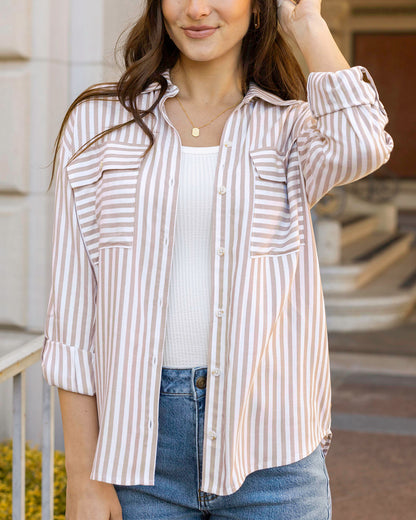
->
xmin=214 ymin=144 xmax=228 ymax=322
xmin=201 ymin=131 xmax=237 ymax=489
xmin=206 ymin=143 xmax=229 ymax=446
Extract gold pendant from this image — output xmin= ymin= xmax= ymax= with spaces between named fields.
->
xmin=192 ymin=127 xmax=200 ymax=137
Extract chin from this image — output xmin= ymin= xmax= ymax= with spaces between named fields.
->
xmin=178 ymin=45 xmax=223 ymax=62
xmin=184 ymin=54 xmax=219 ymax=62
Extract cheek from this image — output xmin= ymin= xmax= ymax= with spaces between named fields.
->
xmin=161 ymin=1 xmax=176 ymax=41
xmin=221 ymin=2 xmax=252 ymax=36
xmin=222 ymin=0 xmax=252 ymax=20
xmin=161 ymin=0 xmax=177 ymax=27
xmin=223 ymin=16 xmax=252 ymax=44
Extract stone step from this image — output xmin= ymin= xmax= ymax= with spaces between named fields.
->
xmin=398 ymin=209 xmax=416 ymax=239
xmin=320 ymin=230 xmax=414 ymax=293
xmin=340 ymin=213 xmax=379 ymax=247
xmin=324 ymin=246 xmax=416 ymax=332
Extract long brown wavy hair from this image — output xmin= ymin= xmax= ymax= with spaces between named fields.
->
xmin=47 ymin=0 xmax=307 ymax=191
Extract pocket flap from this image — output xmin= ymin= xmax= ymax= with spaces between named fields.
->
xmin=250 ymin=148 xmax=287 ymax=183
xmin=66 ymin=142 xmax=148 ymax=188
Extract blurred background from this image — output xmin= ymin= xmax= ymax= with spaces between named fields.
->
xmin=0 ymin=0 xmax=415 ymax=518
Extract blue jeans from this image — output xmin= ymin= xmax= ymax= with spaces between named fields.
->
xmin=114 ymin=366 xmax=332 ymax=519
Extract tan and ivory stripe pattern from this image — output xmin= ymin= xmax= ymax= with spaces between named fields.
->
xmin=41 ymin=66 xmax=394 ymax=495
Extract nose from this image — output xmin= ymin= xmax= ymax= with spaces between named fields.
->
xmin=185 ymin=0 xmax=212 ymax=19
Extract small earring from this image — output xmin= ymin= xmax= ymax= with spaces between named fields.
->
xmin=254 ymin=11 xmax=260 ymax=29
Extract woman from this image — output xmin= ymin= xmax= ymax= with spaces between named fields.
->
xmin=41 ymin=0 xmax=393 ymax=518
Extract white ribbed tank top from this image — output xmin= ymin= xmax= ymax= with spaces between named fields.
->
xmin=162 ymin=145 xmax=220 ymax=368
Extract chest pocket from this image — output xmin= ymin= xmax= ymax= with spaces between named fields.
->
xmin=66 ymin=142 xmax=148 ymax=263
xmin=249 ymin=147 xmax=302 ymax=258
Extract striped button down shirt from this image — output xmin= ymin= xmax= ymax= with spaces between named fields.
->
xmin=41 ymin=65 xmax=393 ymax=495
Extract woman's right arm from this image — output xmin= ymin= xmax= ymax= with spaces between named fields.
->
xmin=41 ymin=109 xmax=122 ymax=519
xmin=58 ymin=389 xmax=99 ymax=479
xmin=58 ymin=389 xmax=122 ymax=520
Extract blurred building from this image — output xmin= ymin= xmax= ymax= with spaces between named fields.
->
xmin=0 ymin=0 xmax=415 ymax=447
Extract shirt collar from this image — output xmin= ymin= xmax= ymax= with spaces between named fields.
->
xmin=141 ymin=68 xmax=300 ymax=108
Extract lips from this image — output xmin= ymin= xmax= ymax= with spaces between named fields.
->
xmin=183 ymin=26 xmax=219 ymax=39
xmin=184 ymin=25 xmax=217 ymax=31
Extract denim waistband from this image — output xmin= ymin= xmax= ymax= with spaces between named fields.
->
xmin=160 ymin=366 xmax=208 ymax=396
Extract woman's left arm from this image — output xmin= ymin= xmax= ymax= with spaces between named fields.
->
xmin=278 ymin=0 xmax=350 ymax=73
xmin=278 ymin=0 xmax=394 ymax=209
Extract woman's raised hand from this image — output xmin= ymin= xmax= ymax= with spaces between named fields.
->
xmin=277 ymin=0 xmax=323 ymax=41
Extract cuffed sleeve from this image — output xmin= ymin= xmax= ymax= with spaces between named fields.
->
xmin=41 ymin=122 xmax=97 ymax=396
xmin=292 ymin=65 xmax=394 ymax=209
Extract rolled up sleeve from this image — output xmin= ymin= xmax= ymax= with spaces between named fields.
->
xmin=41 ymin=121 xmax=97 ymax=396
xmin=292 ymin=65 xmax=394 ymax=209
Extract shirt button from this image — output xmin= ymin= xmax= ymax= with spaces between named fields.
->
xmin=211 ymin=368 xmax=221 ymax=376
xmin=218 ymin=185 xmax=226 ymax=195
xmin=208 ymin=430 xmax=217 ymax=440
xmin=216 ymin=309 xmax=224 ymax=317
xmin=217 ymin=247 xmax=225 ymax=256
xmin=99 ymin=161 xmax=103 ymax=168
xmin=224 ymin=141 xmax=232 ymax=148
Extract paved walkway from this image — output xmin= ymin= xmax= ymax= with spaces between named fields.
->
xmin=327 ymin=314 xmax=416 ymax=519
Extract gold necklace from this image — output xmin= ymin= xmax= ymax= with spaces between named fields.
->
xmin=175 ymin=96 xmax=242 ymax=138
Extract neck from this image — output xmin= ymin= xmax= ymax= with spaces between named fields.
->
xmin=170 ymin=54 xmax=245 ymax=106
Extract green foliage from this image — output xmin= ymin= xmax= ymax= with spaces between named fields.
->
xmin=0 ymin=438 xmax=66 ymax=520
